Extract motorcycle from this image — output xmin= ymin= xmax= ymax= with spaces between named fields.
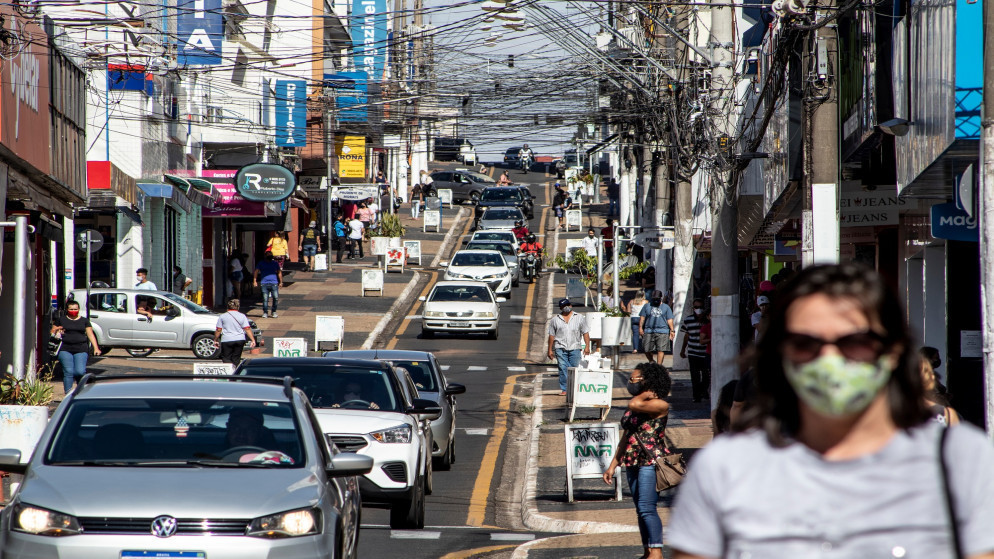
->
xmin=521 ymin=252 xmax=539 ymax=283
xmin=519 ymin=154 xmax=532 ymax=174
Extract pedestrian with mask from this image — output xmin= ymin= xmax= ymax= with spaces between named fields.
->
xmin=547 ymin=298 xmax=591 ymax=396
xmin=298 ymin=220 xmax=322 ymax=271
xmin=214 ymin=298 xmax=256 ymax=366
xmin=679 ymin=298 xmax=711 ymax=402
xmin=135 ymin=267 xmax=157 ymax=290
xmin=668 ymin=264 xmax=994 ymax=559
xmin=639 ymin=290 xmax=674 ymax=365
xmin=52 ymin=300 xmax=101 ymax=394
xmin=602 ymin=363 xmax=673 ymax=559
xmin=172 ymin=266 xmax=192 ymax=296
xmin=624 ymin=292 xmax=648 ymax=354
xmin=253 ymin=251 xmax=282 ymax=318
xmin=581 ymin=228 xmax=598 ymax=258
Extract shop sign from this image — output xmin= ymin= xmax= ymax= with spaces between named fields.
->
xmin=201 ymin=171 xmax=265 ymax=218
xmin=177 ymin=0 xmax=223 ymax=65
xmin=274 ymin=80 xmax=306 ymax=147
xmin=337 ymin=135 xmax=366 ymax=178
xmin=1 ymin=10 xmax=50 ymax=174
xmin=235 ymin=163 xmax=297 ymax=202
xmin=325 ymin=71 xmax=368 ymax=123
xmin=86 ymin=161 xmax=138 ymax=205
xmin=332 ymin=186 xmax=378 ymax=201
xmin=931 ymin=202 xmax=978 ymax=242
xmin=299 ymin=175 xmax=326 ymax=192
xmin=840 ymin=191 xmax=912 ymax=226
xmin=350 ymin=0 xmax=388 ymax=81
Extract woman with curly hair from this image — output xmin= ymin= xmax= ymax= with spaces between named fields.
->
xmin=602 ymin=362 xmax=672 ymax=559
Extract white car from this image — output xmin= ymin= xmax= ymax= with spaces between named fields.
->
xmin=234 ymin=358 xmax=441 ymax=530
xmin=419 ymin=281 xmax=505 ymax=339
xmin=469 ymin=230 xmax=520 ymax=252
xmin=442 ymin=250 xmax=512 ymax=298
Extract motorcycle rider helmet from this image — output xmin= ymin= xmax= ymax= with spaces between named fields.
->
xmin=523 ymin=143 xmax=529 ymax=149
xmin=526 ymin=234 xmax=536 ymax=243
xmin=515 ymin=220 xmax=523 ymax=227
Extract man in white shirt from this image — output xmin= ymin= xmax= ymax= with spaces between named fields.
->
xmin=214 ymin=298 xmax=256 ymax=366
xmin=348 ymin=217 xmax=365 ymax=258
xmin=135 ymin=268 xmax=157 ymax=290
xmin=580 ymin=228 xmax=598 ymax=258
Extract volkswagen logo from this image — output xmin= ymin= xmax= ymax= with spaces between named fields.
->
xmin=150 ymin=516 xmax=178 ymax=538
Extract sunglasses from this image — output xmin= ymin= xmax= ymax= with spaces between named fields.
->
xmin=781 ymin=331 xmax=886 ymax=364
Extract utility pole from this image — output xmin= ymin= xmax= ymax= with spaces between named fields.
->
xmin=980 ymin=0 xmax=994 ymax=438
xmin=325 ymin=108 xmax=335 ymax=269
xmin=708 ymin=0 xmax=739 ymax=405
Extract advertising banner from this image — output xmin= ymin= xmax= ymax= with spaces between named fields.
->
xmin=273 ymin=337 xmax=308 ymax=357
xmin=177 ymin=0 xmax=223 ymax=65
xmin=337 ymin=135 xmax=366 ymax=178
xmin=1 ymin=8 xmax=50 ymax=174
xmin=325 ymin=71 xmax=368 ymax=122
xmin=235 ymin=163 xmax=297 ymax=202
xmin=314 ymin=315 xmax=344 ymax=351
xmin=564 ymin=422 xmax=622 ymax=503
xmin=350 ymin=0 xmax=388 ymax=81
xmin=274 ymin=80 xmax=306 ymax=147
xmin=200 ymin=170 xmax=266 ymax=218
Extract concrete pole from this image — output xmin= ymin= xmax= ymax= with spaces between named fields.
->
xmin=708 ymin=0 xmax=739 ymax=405
xmin=980 ymin=0 xmax=994 ymax=438
xmin=807 ymin=24 xmax=841 ymax=264
xmin=619 ymin=143 xmax=632 ymax=226
xmin=325 ymin=110 xmax=335 ymax=269
xmin=672 ymin=174 xmax=694 ymax=372
xmin=11 ymin=215 xmax=27 ymax=380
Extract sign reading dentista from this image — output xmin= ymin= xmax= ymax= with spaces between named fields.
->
xmin=235 ymin=163 xmax=297 ymax=202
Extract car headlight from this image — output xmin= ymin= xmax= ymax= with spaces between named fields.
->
xmin=248 ymin=507 xmax=320 ymax=538
xmin=12 ymin=504 xmax=81 ymax=536
xmin=473 ymin=311 xmax=495 ymax=318
xmin=446 ymin=272 xmax=468 ymax=279
xmin=495 ymin=272 xmax=508 ymax=278
xmin=425 ymin=310 xmax=446 ymax=318
xmin=370 ymin=424 xmax=412 ymax=444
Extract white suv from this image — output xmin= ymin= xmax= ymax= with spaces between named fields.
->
xmin=442 ymin=250 xmax=512 ymax=298
xmin=235 ymin=358 xmax=440 ymax=529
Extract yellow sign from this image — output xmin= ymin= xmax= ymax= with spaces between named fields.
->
xmin=337 ymin=135 xmax=366 ymax=178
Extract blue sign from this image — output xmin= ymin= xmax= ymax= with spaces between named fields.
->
xmin=931 ymin=202 xmax=978 ymax=242
xmin=325 ymin=72 xmax=368 ymax=123
xmin=177 ymin=0 xmax=224 ymax=65
xmin=274 ymin=80 xmax=306 ymax=147
xmin=351 ymin=0 xmax=388 ymax=81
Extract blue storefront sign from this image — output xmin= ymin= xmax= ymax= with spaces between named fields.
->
xmin=325 ymin=72 xmax=368 ymax=123
xmin=177 ymin=0 xmax=224 ymax=65
xmin=351 ymin=0 xmax=387 ymax=81
xmin=274 ymin=80 xmax=306 ymax=147
xmin=931 ymin=202 xmax=978 ymax=242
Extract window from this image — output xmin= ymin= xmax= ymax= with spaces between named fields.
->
xmin=89 ymin=293 xmax=127 ymax=313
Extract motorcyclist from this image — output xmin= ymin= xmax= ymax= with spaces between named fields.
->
xmin=518 ymin=233 xmax=543 ymax=274
xmin=518 ymin=144 xmax=534 ymax=171
xmin=511 ymin=219 xmax=530 ymax=240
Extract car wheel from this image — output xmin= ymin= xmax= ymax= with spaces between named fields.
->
xmin=421 ymin=328 xmax=434 ymax=339
xmin=389 ymin=476 xmax=425 ymax=529
xmin=512 ymin=279 xmax=519 ymax=287
xmin=435 ymin=439 xmax=453 ymax=471
xmin=192 ymin=333 xmax=221 ymax=359
xmin=425 ymin=460 xmax=434 ymax=495
xmin=125 ymin=348 xmax=153 ymax=358
xmin=488 ymin=329 xmax=499 ymax=340
xmin=470 ymin=191 xmax=481 ymax=203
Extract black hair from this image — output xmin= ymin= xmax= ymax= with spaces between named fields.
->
xmin=920 ymin=346 xmax=941 ymax=370
xmin=136 ymin=268 xmax=149 ymax=275
xmin=741 ymin=264 xmax=929 ymax=444
xmin=635 ymin=362 xmax=672 ymax=398
xmin=174 ymin=265 xmax=182 ymax=274
xmin=713 ymin=380 xmax=739 ymax=434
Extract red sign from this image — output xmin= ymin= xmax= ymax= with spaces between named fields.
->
xmin=0 ymin=8 xmax=50 ymax=174
xmin=201 ymin=170 xmax=265 ymax=217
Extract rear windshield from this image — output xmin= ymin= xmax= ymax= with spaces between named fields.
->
xmin=390 ymin=361 xmax=438 ymax=392
xmin=239 ymin=365 xmax=402 ymax=411
xmin=481 ymin=189 xmax=523 ymax=202
xmin=451 ymin=252 xmax=505 ymax=267
xmin=466 ymin=242 xmax=513 ymax=256
xmin=46 ymin=398 xmax=304 ymax=467
xmin=482 ymin=208 xmax=523 ymax=220
xmin=473 ymin=232 xmax=515 ymax=243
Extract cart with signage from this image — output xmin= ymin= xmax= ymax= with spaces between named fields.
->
xmin=564 ymin=422 xmax=622 ymax=503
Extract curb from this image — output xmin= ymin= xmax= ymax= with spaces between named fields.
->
xmin=361 ymin=206 xmax=469 ymax=350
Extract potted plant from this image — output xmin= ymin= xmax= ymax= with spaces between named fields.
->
xmin=600 ymin=303 xmax=631 ymax=348
xmin=370 ymin=214 xmax=407 ymax=259
xmin=0 ymin=366 xmax=55 ymax=464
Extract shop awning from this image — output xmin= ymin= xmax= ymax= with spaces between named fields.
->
xmin=136 ymin=182 xmax=193 ymax=213
xmin=186 ymin=178 xmax=223 ymax=206
xmin=164 ymin=174 xmax=214 ymax=209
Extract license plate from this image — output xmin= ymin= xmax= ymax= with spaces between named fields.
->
xmin=122 ymin=553 xmax=205 ymax=558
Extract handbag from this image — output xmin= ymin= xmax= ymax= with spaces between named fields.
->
xmin=632 ymin=429 xmax=687 ymax=492
xmin=47 ymin=333 xmax=63 ymax=356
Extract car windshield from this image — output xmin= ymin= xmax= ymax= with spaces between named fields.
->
xmin=160 ymin=292 xmax=214 ymax=314
xmin=473 ymin=232 xmax=515 ymax=243
xmin=390 ymin=361 xmax=438 ymax=392
xmin=46 ymin=398 xmax=303 ymax=467
xmin=466 ymin=242 xmax=514 ymax=256
xmin=482 ymin=208 xmax=523 ymax=220
xmin=430 ymin=285 xmax=494 ymax=303
xmin=237 ymin=365 xmax=402 ymax=411
xmin=481 ymin=189 xmax=523 ymax=202
xmin=505 ymin=148 xmax=520 ymax=156
xmin=466 ymin=171 xmax=496 ymax=184
xmin=451 ymin=252 xmax=505 ymax=267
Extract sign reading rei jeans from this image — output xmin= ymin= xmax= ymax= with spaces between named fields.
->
xmin=564 ymin=423 xmax=622 ymax=503
xmin=274 ymin=80 xmax=307 ymax=147
xmin=273 ymin=337 xmax=307 ymax=357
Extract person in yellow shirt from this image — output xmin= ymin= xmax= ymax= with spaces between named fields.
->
xmin=266 ymin=231 xmax=289 ymax=270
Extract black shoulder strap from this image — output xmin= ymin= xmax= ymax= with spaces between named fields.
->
xmin=939 ymin=426 xmax=964 ymax=559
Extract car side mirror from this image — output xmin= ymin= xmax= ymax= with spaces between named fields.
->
xmin=408 ymin=398 xmax=442 ymax=420
xmin=0 ymin=449 xmax=26 ymax=474
xmin=495 ymin=297 xmax=507 ymax=303
xmin=326 ymin=452 xmax=373 ymax=477
xmin=444 ymin=383 xmax=466 ymax=396
xmin=418 ymin=295 xmax=427 ymax=302
xmin=167 ymin=306 xmax=180 ymax=317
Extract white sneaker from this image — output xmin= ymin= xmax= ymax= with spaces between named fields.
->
xmin=271 ymin=313 xmax=278 ymax=318
xmin=261 ymin=313 xmax=268 ymax=318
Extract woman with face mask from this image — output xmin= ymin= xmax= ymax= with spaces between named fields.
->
xmin=668 ymin=264 xmax=994 ymax=559
xmin=602 ymin=363 xmax=672 ymax=559
xmin=51 ymin=300 xmax=101 ymax=394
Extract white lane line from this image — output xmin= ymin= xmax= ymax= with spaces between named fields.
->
xmin=404 ymin=315 xmax=422 ymax=320
xmin=507 ymin=366 xmax=526 ymax=371
xmin=363 ymin=524 xmax=499 ymax=530
xmin=545 ymin=368 xmax=557 ymax=373
xmin=510 ymin=314 xmax=531 ymax=321
xmin=391 ymin=530 xmax=442 ymax=539
xmin=463 ymin=428 xmax=489 ymax=435
xmin=467 ymin=366 xmax=487 ymax=371
xmin=491 ymin=533 xmax=535 ymax=541
xmin=441 ymin=365 xmax=451 ymax=370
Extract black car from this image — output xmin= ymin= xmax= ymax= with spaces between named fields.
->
xmin=474 ymin=186 xmax=536 ymax=223
xmin=503 ymin=147 xmax=521 ymax=166
xmin=429 ymin=170 xmax=497 ymax=203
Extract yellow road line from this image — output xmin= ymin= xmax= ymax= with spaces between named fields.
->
xmin=466 ymin=373 xmax=522 ymax=526
xmin=517 ymin=190 xmax=552 ymax=361
xmin=386 ymin=271 xmax=438 ymax=350
xmin=439 ymin=545 xmax=515 ymax=559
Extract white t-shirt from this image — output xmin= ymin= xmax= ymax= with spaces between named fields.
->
xmin=580 ymin=236 xmax=598 ymax=257
xmin=348 ymin=219 xmax=364 ymax=240
xmin=751 ymin=310 xmax=763 ymax=340
xmin=668 ymin=423 xmax=994 ymax=558
xmin=216 ymin=311 xmax=251 ymax=342
xmin=135 ymin=281 xmax=157 ymax=291
xmin=630 ymin=301 xmax=646 ymax=318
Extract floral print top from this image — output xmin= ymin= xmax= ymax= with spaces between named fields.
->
xmin=620 ymin=409 xmax=669 ymax=467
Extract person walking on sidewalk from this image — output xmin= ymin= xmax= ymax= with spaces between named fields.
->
xmin=625 ymin=292 xmax=648 ymax=354
xmin=265 ymin=231 xmax=289 ymax=270
xmin=253 ymin=251 xmax=283 ymax=318
xmin=52 ymin=300 xmax=102 ymax=394
xmin=214 ymin=298 xmax=256 ymax=366
xmin=680 ymin=298 xmax=711 ymax=402
xmin=334 ymin=215 xmax=350 ymax=263
xmin=298 ymin=221 xmax=322 ymax=271
xmin=411 ymin=182 xmax=424 ymax=219
xmin=348 ymin=215 xmax=365 ymax=258
xmin=546 ymin=298 xmax=591 ymax=395
xmin=639 ymin=290 xmax=674 ymax=365
xmin=668 ymin=264 xmax=994 ymax=559
xmin=602 ymin=363 xmax=672 ymax=559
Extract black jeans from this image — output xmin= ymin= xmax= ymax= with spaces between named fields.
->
xmin=688 ymin=355 xmax=711 ymax=401
xmin=220 ymin=341 xmax=245 ymax=366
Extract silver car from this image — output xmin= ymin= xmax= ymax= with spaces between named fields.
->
xmin=0 ymin=374 xmax=372 ymax=559
xmin=477 ymin=207 xmax=526 ymax=230
xmin=71 ymin=288 xmax=263 ymax=359
xmin=323 ymin=349 xmax=466 ymax=470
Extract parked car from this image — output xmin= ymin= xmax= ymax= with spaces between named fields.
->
xmin=0 ymin=373 xmax=372 ymax=559
xmin=469 ymin=230 xmax=520 ymax=252
xmin=70 ymin=288 xmax=263 ymax=359
xmin=429 ymin=170 xmax=496 ymax=203
xmin=442 ymin=250 xmax=512 ymax=298
xmin=234 ymin=358 xmax=440 ymax=529
xmin=434 ymin=137 xmax=477 ymax=165
xmin=503 ymin=147 xmax=522 ymax=166
xmin=465 ymin=240 xmax=519 ymax=286
xmin=477 ymin=207 xmax=526 ymax=231
xmin=417 ymin=281 xmax=504 ymax=340
xmin=321 ymin=349 xmax=466 ymax=470
xmin=474 ymin=186 xmax=536 ymax=222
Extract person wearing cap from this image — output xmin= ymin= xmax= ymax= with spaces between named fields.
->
xmin=298 ymin=220 xmax=323 ymax=272
xmin=639 ymin=290 xmax=675 ymax=365
xmin=547 ymin=298 xmax=591 ymax=395
xmin=751 ymin=295 xmax=771 ymax=341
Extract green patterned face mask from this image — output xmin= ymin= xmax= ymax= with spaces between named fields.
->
xmin=783 ymin=354 xmax=893 ymax=416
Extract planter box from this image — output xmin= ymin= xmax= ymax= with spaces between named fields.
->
xmin=601 ymin=316 xmax=632 ymax=347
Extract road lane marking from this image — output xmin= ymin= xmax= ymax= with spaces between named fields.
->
xmin=507 ymin=366 xmax=526 ymax=371
xmin=441 ymin=365 xmax=451 ymax=370
xmin=516 ymin=187 xmax=551 ymax=361
xmin=439 ymin=545 xmax=515 ymax=559
xmin=466 ymin=373 xmax=522 ymax=526
xmin=463 ymin=428 xmax=489 ymax=435
xmin=386 ymin=271 xmax=438 ymax=350
xmin=510 ymin=315 xmax=531 ymax=321
xmin=490 ymin=533 xmax=535 ymax=541
xmin=391 ymin=530 xmax=442 ymax=539
xmin=467 ymin=366 xmax=487 ymax=371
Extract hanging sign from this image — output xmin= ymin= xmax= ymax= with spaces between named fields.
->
xmin=333 ymin=186 xmax=378 ymax=201
xmin=337 ymin=135 xmax=367 ymax=178
xmin=275 ymin=80 xmax=307 ymax=147
xmin=931 ymin=202 xmax=978 ymax=242
xmin=350 ymin=0 xmax=388 ymax=81
xmin=235 ymin=163 xmax=297 ymax=202
xmin=177 ymin=0 xmax=223 ymax=65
